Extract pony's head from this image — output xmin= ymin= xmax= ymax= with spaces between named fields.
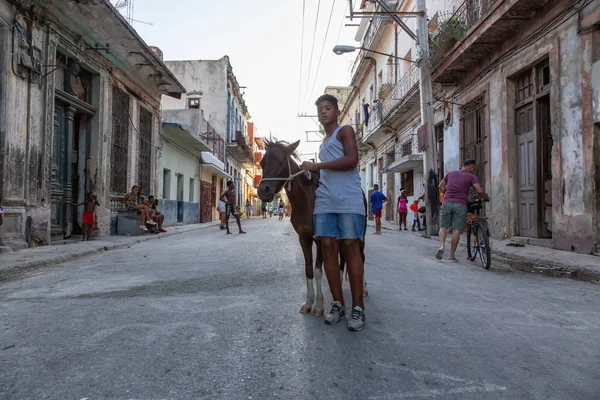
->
xmin=257 ymin=139 xmax=300 ymax=202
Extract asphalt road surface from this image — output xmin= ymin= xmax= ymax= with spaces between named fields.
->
xmin=1 ymin=217 xmax=599 ymax=400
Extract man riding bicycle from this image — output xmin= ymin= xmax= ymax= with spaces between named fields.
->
xmin=436 ymin=159 xmax=489 ymax=262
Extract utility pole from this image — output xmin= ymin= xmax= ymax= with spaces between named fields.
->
xmin=415 ymin=0 xmax=438 ymax=236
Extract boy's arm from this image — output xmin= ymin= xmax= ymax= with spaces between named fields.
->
xmin=70 ymin=202 xmax=84 ymax=206
xmin=301 ymin=125 xmax=358 ymax=171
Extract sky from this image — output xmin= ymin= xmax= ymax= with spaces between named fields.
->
xmin=121 ymin=0 xmax=362 ymax=159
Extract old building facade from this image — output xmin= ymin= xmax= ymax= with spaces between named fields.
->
xmin=161 ymin=57 xmax=255 ymax=223
xmin=0 ymin=0 xmax=184 ymax=248
xmin=337 ymin=0 xmax=599 ymax=254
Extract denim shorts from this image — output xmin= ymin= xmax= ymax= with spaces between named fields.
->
xmin=440 ymin=202 xmax=468 ymax=231
xmin=314 ymin=213 xmax=365 ymax=240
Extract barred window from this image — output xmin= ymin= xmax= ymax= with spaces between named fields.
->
xmin=138 ymin=107 xmax=153 ymax=192
xmin=111 ymin=86 xmax=130 ymax=193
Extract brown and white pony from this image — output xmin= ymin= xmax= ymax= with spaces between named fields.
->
xmin=257 ymin=139 xmax=367 ymax=317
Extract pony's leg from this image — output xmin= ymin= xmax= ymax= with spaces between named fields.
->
xmin=299 ymin=237 xmax=315 ymax=314
xmin=312 ymin=241 xmax=324 ymax=316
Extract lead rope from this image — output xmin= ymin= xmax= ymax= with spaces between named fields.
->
xmin=261 ymin=156 xmax=312 ymax=192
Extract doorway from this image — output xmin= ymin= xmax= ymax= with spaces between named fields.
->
xmin=514 ymin=59 xmax=552 ymax=238
xmin=176 ymin=173 xmax=184 ymax=223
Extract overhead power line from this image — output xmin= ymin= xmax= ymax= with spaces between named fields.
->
xmin=306 ymin=0 xmax=337 ymax=110
xmin=301 ymin=0 xmax=322 ymax=111
xmin=297 ymin=0 xmax=307 ymax=113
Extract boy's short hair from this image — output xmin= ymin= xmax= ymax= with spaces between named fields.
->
xmin=315 ymin=94 xmax=339 ymax=110
xmin=226 ymin=180 xmax=234 ymax=187
xmin=463 ymin=159 xmax=476 ymax=167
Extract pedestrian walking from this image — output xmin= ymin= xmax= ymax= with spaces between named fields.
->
xmin=397 ymin=190 xmax=408 ymax=230
xmin=436 ymin=159 xmax=489 ymax=261
xmin=219 ymin=181 xmax=246 ymax=235
xmin=301 ymin=94 xmax=366 ymax=332
xmin=278 ymin=200 xmax=285 ymax=220
xmin=369 ymin=184 xmax=387 ymax=235
xmin=261 ymin=201 xmax=267 ymax=219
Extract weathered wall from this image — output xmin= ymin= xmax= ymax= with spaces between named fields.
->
xmin=162 ymin=59 xmax=228 ymax=136
xmin=0 ymin=1 xmax=168 ymax=245
xmin=440 ymin=5 xmax=599 ymax=253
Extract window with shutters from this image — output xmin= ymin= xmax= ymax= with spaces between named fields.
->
xmin=459 ymin=94 xmax=487 ymax=195
xmin=111 ymin=85 xmax=130 ymax=193
xmin=138 ymin=106 xmax=153 ymax=193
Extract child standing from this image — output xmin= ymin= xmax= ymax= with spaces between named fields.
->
xmin=397 ymin=190 xmax=408 ymax=230
xmin=72 ymin=193 xmax=99 ymax=241
xmin=301 ymin=94 xmax=366 ymax=332
xmin=410 ymin=200 xmax=420 ymax=231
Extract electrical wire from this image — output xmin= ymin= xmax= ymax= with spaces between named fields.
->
xmin=306 ymin=0 xmax=337 ymax=109
xmin=301 ymin=0 xmax=322 ymax=111
xmin=297 ymin=0 xmax=306 ymax=113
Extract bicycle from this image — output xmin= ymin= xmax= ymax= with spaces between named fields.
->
xmin=465 ymin=198 xmax=491 ymax=270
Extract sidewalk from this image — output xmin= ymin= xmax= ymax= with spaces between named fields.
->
xmin=369 ymin=220 xmax=600 ymax=283
xmin=0 ymin=222 xmax=220 ymax=278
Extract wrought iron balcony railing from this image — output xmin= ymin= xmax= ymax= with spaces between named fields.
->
xmin=363 ymin=64 xmax=420 ymax=138
xmin=429 ymin=0 xmax=499 ymax=69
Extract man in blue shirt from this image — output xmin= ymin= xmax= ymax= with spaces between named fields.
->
xmin=369 ymin=184 xmax=387 ymax=235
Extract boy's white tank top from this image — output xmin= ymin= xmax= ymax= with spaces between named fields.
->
xmin=314 ymin=126 xmax=365 ymax=215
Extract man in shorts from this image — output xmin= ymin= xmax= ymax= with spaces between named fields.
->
xmin=436 ymin=159 xmax=489 ymax=261
xmin=369 ymin=184 xmax=387 ymax=235
xmin=219 ymin=180 xmax=246 ymax=235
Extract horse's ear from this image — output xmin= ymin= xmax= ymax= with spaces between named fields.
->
xmin=286 ymin=140 xmax=300 ymax=154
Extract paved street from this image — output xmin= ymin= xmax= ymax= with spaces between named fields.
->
xmin=1 ymin=217 xmax=599 ymax=400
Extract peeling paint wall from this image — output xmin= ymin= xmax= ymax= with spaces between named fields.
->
xmin=0 ymin=0 xmax=173 ymax=246
xmin=162 ymin=59 xmax=228 ymax=136
xmin=439 ymin=4 xmax=599 ymax=253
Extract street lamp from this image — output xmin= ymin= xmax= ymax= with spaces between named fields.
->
xmin=332 ymin=45 xmax=417 ymax=64
xmin=332 ymin=0 xmax=438 ymax=237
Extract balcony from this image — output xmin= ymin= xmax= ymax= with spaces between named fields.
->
xmin=227 ymin=130 xmax=254 ymax=167
xmin=382 ymin=136 xmax=423 ymax=174
xmin=350 ymin=0 xmax=398 ymax=77
xmin=361 ymin=64 xmax=421 ymax=145
xmin=430 ymin=0 xmax=552 ymax=84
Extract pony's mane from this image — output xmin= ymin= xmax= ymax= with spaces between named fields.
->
xmin=263 ymin=139 xmax=301 ymax=162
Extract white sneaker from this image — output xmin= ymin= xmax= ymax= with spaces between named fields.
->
xmin=324 ymin=301 xmax=345 ymax=325
xmin=347 ymin=306 xmax=365 ymax=331
xmin=140 ymin=225 xmax=148 ymax=231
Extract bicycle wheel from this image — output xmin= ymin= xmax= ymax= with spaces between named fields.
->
xmin=477 ymin=221 xmax=491 ymax=269
xmin=466 ymin=222 xmax=477 ymax=262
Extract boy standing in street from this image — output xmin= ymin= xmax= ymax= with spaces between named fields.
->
xmin=72 ymin=193 xmax=99 ymax=241
xmin=219 ymin=181 xmax=246 ymax=235
xmin=370 ymin=184 xmax=387 ymax=235
xmin=301 ymin=94 xmax=367 ymax=331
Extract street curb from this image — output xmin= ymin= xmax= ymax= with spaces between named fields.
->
xmin=0 ymin=222 xmax=220 ymax=278
xmin=490 ymin=246 xmax=600 ymax=283
xmin=369 ymin=222 xmax=600 ymax=283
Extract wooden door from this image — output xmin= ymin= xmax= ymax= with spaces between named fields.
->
xmin=516 ymin=104 xmax=537 ymax=237
xmin=200 ymin=180 xmax=213 ymax=223
xmin=51 ymin=105 xmax=65 ymax=236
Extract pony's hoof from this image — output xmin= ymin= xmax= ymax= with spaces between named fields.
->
xmin=363 ymin=291 xmax=369 ymax=297
xmin=300 ymin=306 xmax=312 ymax=314
xmin=312 ymin=308 xmax=324 ymax=317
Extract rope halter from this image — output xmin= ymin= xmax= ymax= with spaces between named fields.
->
xmin=260 ymin=156 xmax=312 ymax=192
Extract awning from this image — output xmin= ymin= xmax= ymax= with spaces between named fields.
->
xmin=384 ymin=154 xmax=424 ymax=174
xmin=161 ymin=123 xmax=211 ymax=154
xmin=201 ymin=151 xmax=231 ymax=179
